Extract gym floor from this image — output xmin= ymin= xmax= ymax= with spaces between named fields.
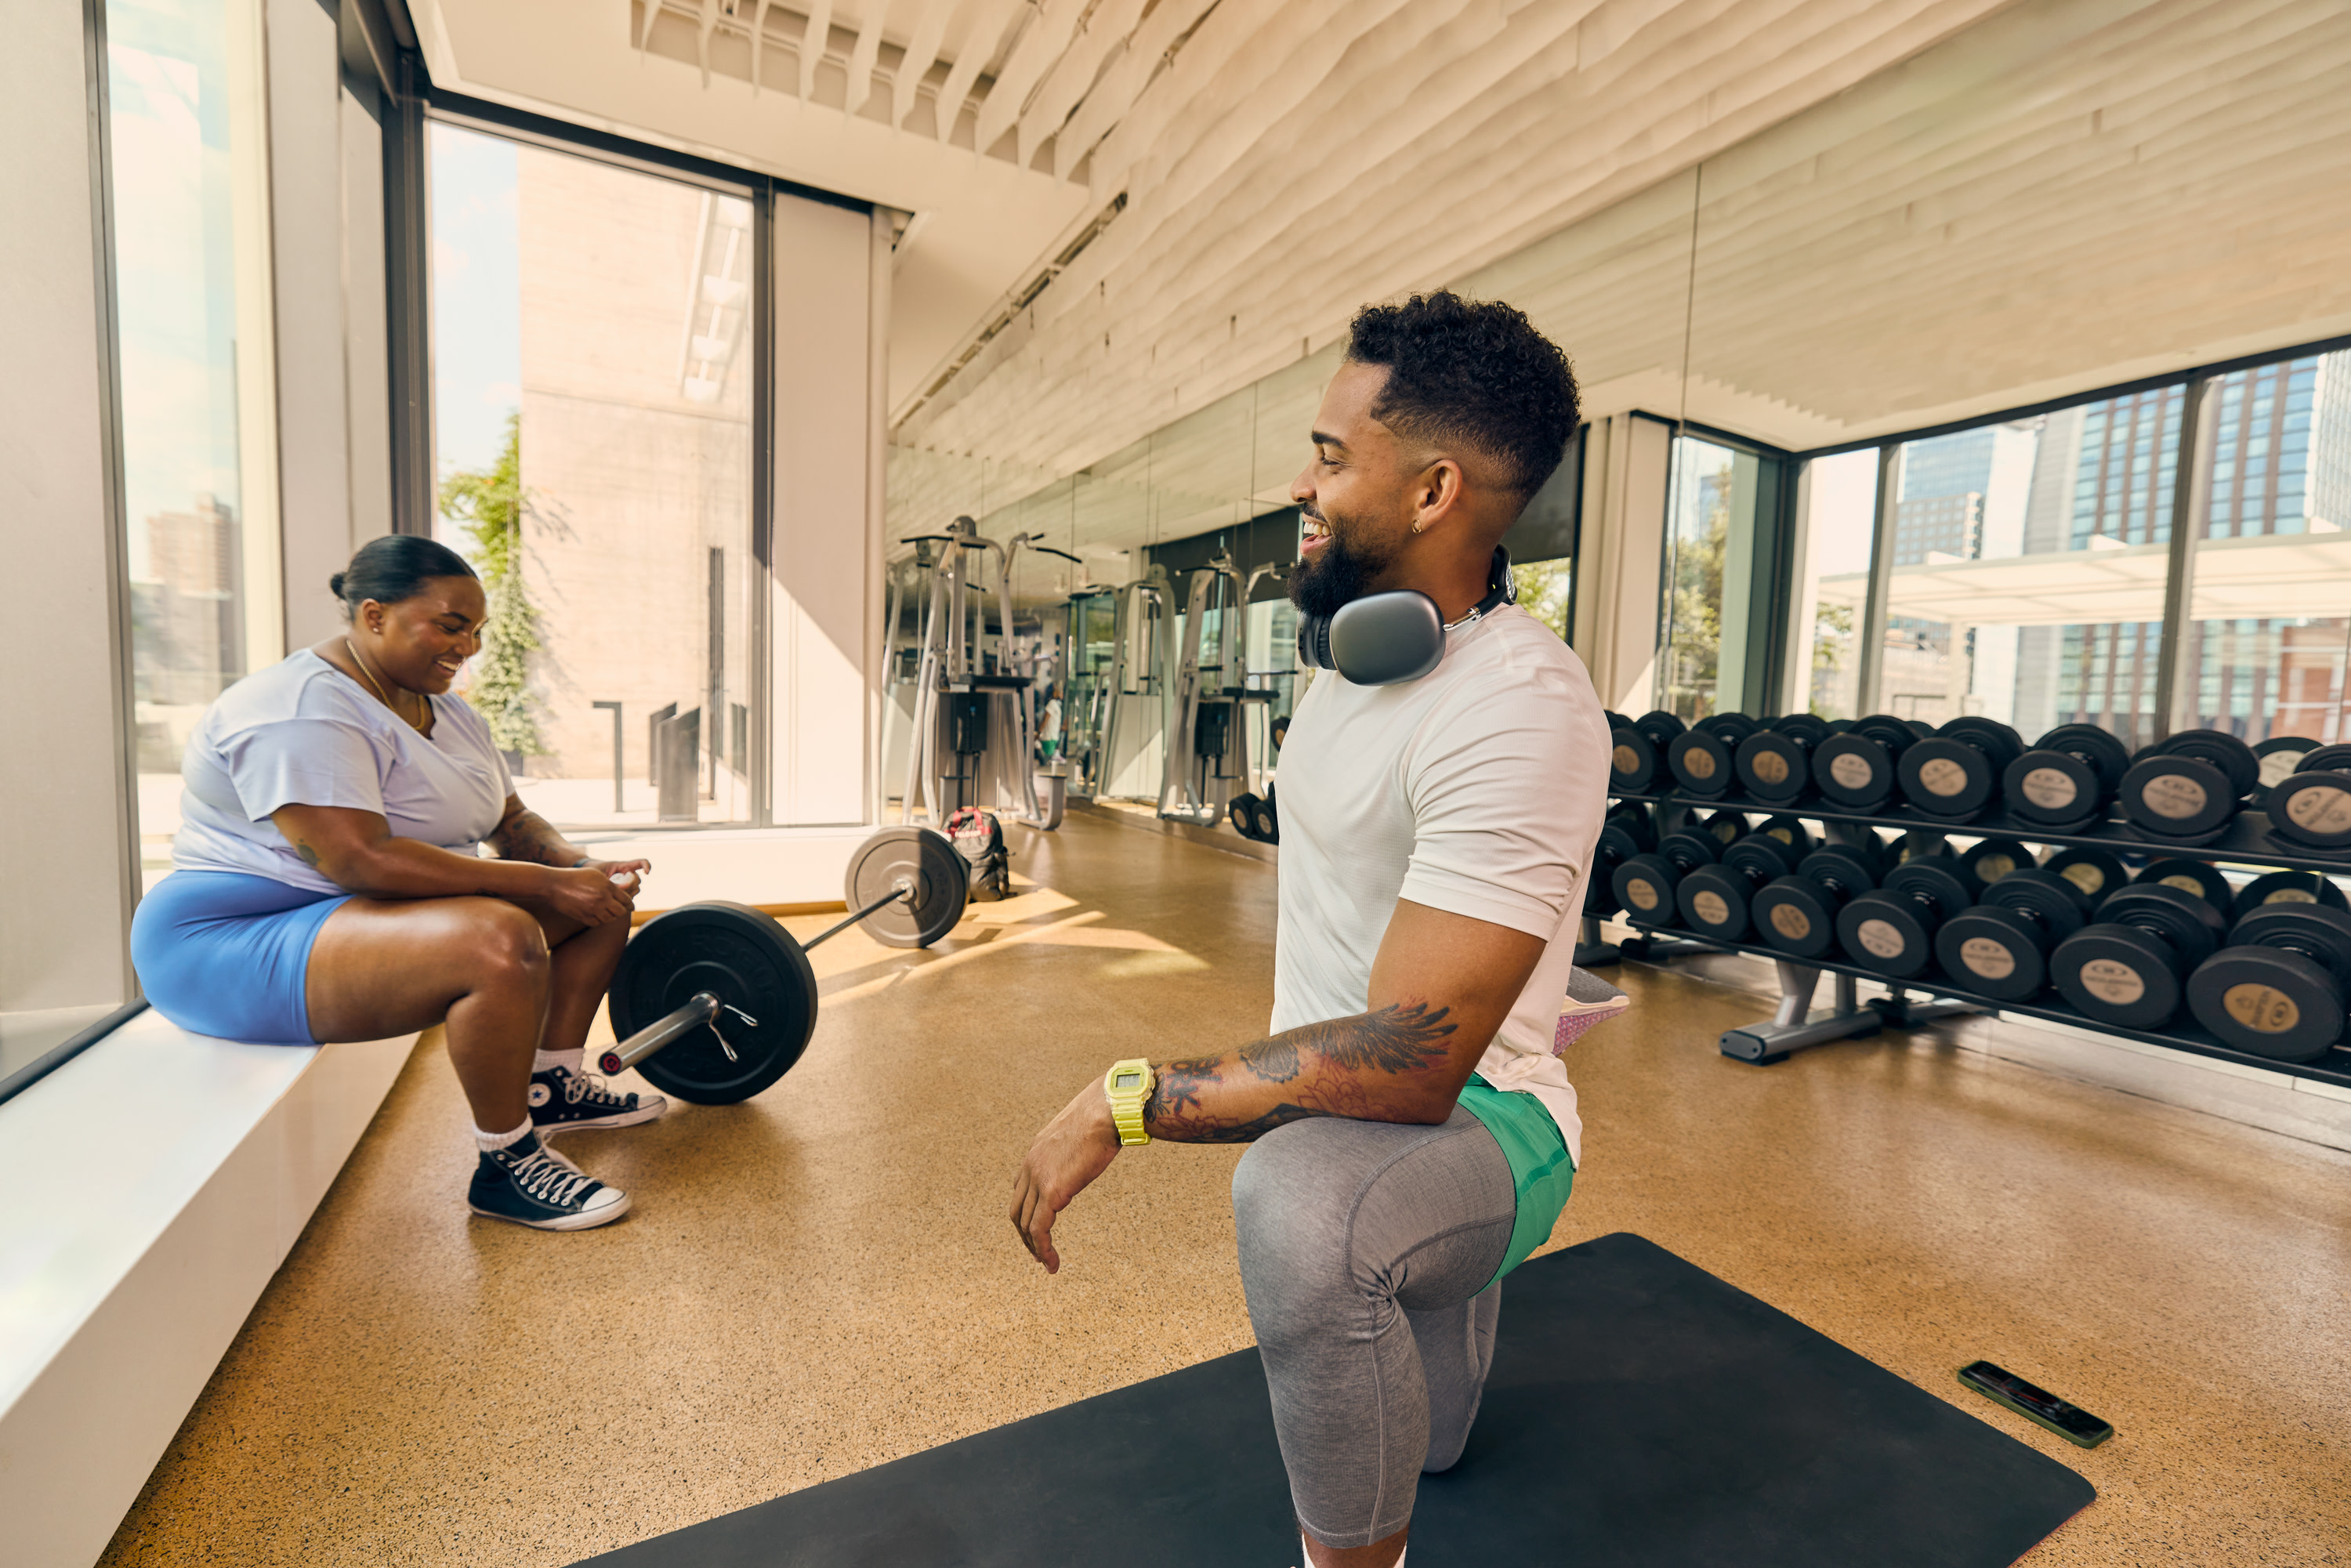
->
xmin=100 ymin=809 xmax=2351 ymax=1566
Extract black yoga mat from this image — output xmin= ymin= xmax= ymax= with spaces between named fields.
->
xmin=578 ymin=1233 xmax=2093 ymax=1567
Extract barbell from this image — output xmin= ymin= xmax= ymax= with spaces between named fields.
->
xmin=592 ymin=824 xmax=972 ymax=1103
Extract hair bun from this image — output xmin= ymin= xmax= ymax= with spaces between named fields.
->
xmin=329 ymin=571 xmax=347 ymax=598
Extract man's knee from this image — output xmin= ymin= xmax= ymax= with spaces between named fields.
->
xmin=1231 ymin=1124 xmax=1372 ymax=1334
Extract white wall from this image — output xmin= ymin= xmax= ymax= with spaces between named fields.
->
xmin=770 ymin=194 xmax=879 ymax=825
xmin=0 ymin=0 xmax=139 ymax=1016
xmin=269 ymin=0 xmax=357 ymax=650
xmin=1571 ymin=414 xmax=1674 ymax=715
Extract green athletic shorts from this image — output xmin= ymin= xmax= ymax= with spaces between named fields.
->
xmin=1455 ymin=1071 xmax=1577 ymax=1287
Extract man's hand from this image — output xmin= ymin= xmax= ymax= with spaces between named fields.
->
xmin=1009 ymin=1077 xmax=1123 ymax=1273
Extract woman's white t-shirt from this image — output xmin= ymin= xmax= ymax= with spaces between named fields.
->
xmin=1270 ymin=605 xmax=1610 ymax=1165
xmin=172 ymin=650 xmax=514 ymax=893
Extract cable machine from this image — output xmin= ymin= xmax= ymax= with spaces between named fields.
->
xmin=895 ymin=516 xmax=1071 ymax=831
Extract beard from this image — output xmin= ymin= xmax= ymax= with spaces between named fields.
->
xmin=1289 ymin=507 xmax=1400 ymax=619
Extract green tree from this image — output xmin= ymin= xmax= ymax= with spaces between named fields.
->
xmin=1511 ymin=557 xmax=1574 ymax=641
xmin=438 ymin=412 xmax=545 ymax=756
xmin=1659 ymin=470 xmax=1730 ymax=718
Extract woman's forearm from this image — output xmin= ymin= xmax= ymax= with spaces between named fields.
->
xmin=487 ymin=805 xmax=587 ymax=869
xmin=317 ymin=835 xmax=560 ymax=901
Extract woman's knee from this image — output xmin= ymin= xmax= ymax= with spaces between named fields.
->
xmin=455 ymin=900 xmax=552 ymax=990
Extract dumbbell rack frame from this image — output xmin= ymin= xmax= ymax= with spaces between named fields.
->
xmin=1598 ymin=787 xmax=2351 ymax=1090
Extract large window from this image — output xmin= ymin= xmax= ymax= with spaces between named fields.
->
xmin=429 ymin=125 xmax=758 ymax=827
xmin=106 ymin=0 xmax=278 ymax=891
xmin=1785 ymin=449 xmax=1877 ymax=721
xmin=1657 ymin=433 xmax=1773 ymax=720
xmin=1787 ymin=340 xmax=2351 ymax=748
xmin=2179 ymin=351 xmax=2351 ymax=743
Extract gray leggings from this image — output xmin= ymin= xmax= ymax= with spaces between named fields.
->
xmin=1231 ymin=1107 xmax=1516 ymax=1550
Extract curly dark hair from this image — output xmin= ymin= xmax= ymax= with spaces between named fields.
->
xmin=1344 ymin=292 xmax=1578 ymax=497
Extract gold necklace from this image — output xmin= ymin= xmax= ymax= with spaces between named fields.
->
xmin=345 ymin=637 xmax=429 ymax=733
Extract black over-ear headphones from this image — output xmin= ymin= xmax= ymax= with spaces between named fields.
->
xmin=1296 ymin=547 xmax=1516 ymax=686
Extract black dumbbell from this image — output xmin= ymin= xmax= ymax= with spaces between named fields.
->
xmin=1837 ymin=856 xmax=1981 ymax=979
xmin=1958 ymin=836 xmax=2038 ymax=888
xmin=2134 ymin=857 xmax=2236 ymax=913
xmin=1749 ymin=813 xmax=1814 ymax=858
xmin=2230 ymin=869 xmax=2349 ymax=923
xmin=1809 ymin=713 xmax=1920 ymax=811
xmin=2003 ymin=723 xmax=2132 ymax=831
xmin=1898 ymin=717 xmax=2026 ymax=824
xmin=1753 ymin=842 xmax=1886 ymax=960
xmin=2187 ymin=904 xmax=2351 ymax=1062
xmin=1676 ymin=834 xmax=1804 ymax=942
xmin=2252 ymin=736 xmax=2320 ymax=804
xmin=2118 ymin=730 xmax=2260 ymax=843
xmin=1587 ymin=803 xmax=1661 ymax=916
xmin=1667 ymin=713 xmax=1763 ymax=798
xmin=1689 ymin=809 xmax=1751 ymax=851
xmin=2049 ymin=882 xmax=2229 ymax=1029
xmin=1737 ymin=715 xmax=1829 ymax=805
xmin=1933 ymin=869 xmax=2095 ymax=1003
xmin=2263 ymin=744 xmax=2351 ymax=852
xmin=1607 ymin=711 xmax=1687 ymax=795
xmin=2045 ymin=847 xmax=2128 ymax=911
xmin=1612 ymin=830 xmax=1720 ymax=927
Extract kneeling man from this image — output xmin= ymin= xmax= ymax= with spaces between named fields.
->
xmin=1012 ymin=292 xmax=1608 ymax=1566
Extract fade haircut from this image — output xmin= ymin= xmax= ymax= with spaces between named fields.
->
xmin=1343 ymin=292 xmax=1578 ymax=498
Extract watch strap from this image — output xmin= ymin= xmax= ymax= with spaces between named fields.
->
xmin=1105 ymin=1057 xmax=1153 ymax=1146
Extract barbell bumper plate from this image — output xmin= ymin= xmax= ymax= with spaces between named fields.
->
xmin=607 ymin=903 xmax=818 ymax=1104
xmin=844 ymin=826 xmax=971 ymax=948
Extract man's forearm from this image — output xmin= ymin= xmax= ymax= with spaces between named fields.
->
xmin=1143 ymin=1002 xmax=1473 ymax=1143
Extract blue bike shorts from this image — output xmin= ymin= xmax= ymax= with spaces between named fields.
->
xmin=130 ymin=871 xmax=353 ymax=1044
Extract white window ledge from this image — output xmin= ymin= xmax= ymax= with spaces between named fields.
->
xmin=0 ymin=1010 xmax=415 ymax=1568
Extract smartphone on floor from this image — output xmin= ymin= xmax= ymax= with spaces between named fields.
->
xmin=1958 ymin=1360 xmax=2113 ymax=1448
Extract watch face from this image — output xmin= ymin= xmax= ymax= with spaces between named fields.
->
xmin=1112 ymin=1070 xmax=1144 ymax=1092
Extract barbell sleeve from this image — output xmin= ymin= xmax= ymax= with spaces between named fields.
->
xmin=598 ymin=990 xmax=723 ymax=1076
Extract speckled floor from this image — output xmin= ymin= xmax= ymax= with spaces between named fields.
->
xmin=101 ymin=809 xmax=2351 ymax=1566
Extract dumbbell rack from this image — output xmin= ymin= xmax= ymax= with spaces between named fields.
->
xmin=1598 ymin=787 xmax=2351 ymax=1090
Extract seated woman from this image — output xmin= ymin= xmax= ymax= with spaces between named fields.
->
xmin=132 ymin=534 xmax=659 ymax=1232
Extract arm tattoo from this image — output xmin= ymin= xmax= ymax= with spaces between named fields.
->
xmin=293 ymin=839 xmax=321 ymax=868
xmin=1294 ymin=1002 xmax=1455 ymax=1073
xmin=489 ymin=808 xmax=574 ymax=867
xmin=1144 ymin=1002 xmax=1461 ymax=1143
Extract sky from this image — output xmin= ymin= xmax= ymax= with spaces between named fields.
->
xmin=429 ymin=123 xmax=522 ymax=487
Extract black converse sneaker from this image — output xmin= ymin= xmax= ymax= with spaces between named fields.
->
xmin=529 ymin=1063 xmax=667 ymax=1137
xmin=469 ymin=1131 xmax=629 ymax=1230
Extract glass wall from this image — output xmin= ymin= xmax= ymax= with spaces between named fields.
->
xmin=429 ymin=125 xmax=756 ymax=827
xmin=2179 ymin=350 xmax=2351 ymax=743
xmin=1656 ymin=433 xmax=1763 ymax=720
xmin=106 ymin=0 xmax=278 ymax=892
xmin=1786 ymin=449 xmax=1877 ymax=721
xmin=1861 ymin=389 xmax=2182 ymax=747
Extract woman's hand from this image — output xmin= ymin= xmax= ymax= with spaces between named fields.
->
xmin=578 ymin=855 xmax=653 ymax=896
xmin=547 ymin=864 xmax=639 ymax=928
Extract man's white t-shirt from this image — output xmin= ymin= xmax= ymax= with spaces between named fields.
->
xmin=1270 ymin=604 xmax=1610 ymax=1165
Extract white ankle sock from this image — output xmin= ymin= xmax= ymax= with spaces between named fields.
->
xmin=534 ymin=1047 xmax=584 ymax=1075
xmin=1299 ymin=1534 xmax=1404 ymax=1566
xmin=476 ymin=1119 xmax=532 ymax=1153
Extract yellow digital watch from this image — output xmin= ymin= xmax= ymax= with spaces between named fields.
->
xmin=1104 ymin=1058 xmax=1154 ymax=1146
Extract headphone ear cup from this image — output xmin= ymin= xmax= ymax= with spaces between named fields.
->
xmin=1297 ymin=613 xmax=1335 ymax=671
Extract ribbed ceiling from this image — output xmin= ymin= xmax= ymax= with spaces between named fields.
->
xmin=894 ymin=0 xmax=2024 ymax=468
xmin=897 ymin=0 xmax=2351 ymax=543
